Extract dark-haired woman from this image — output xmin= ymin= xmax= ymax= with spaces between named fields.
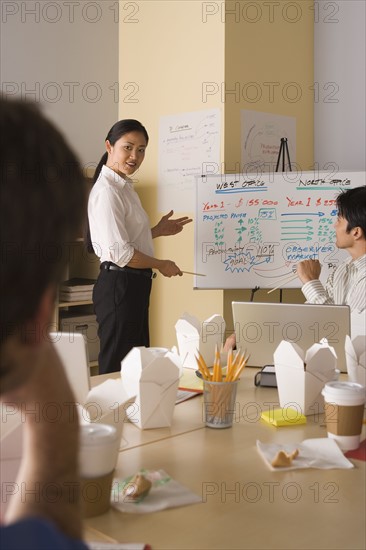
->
xmin=87 ymin=119 xmax=191 ymax=374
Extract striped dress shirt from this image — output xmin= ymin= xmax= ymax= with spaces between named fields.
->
xmin=301 ymin=254 xmax=366 ymax=314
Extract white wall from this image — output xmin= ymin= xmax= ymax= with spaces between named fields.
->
xmin=314 ymin=0 xmax=366 ymax=171
xmin=0 ymin=0 xmax=119 ymax=167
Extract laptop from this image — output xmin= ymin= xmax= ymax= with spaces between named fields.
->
xmin=232 ymin=302 xmax=351 ymax=372
xmin=50 ymin=332 xmax=91 ymax=404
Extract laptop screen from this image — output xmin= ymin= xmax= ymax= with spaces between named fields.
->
xmin=232 ymin=302 xmax=350 ymax=372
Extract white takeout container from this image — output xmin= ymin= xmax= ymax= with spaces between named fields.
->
xmin=274 ymin=339 xmax=337 ymax=416
xmin=345 ymin=334 xmax=366 ymax=387
xmin=175 ymin=312 xmax=225 ymax=369
xmin=121 ymin=346 xmax=181 ymax=429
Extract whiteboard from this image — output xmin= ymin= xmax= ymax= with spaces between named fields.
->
xmin=194 ymin=170 xmax=365 ymax=289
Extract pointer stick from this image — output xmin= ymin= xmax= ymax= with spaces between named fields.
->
xmin=267 ymin=274 xmax=298 ymax=294
xmin=181 ymin=271 xmax=206 ymax=277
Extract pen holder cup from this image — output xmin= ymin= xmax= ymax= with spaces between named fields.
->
xmin=203 ymin=380 xmax=239 ymax=428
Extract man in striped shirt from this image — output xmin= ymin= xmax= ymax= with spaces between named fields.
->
xmin=297 ymin=186 xmax=366 ymax=315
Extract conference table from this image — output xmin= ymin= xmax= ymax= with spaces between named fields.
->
xmin=84 ymin=368 xmax=366 ymax=550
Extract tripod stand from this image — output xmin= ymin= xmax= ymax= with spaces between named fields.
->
xmin=275 ymin=138 xmax=292 ymax=303
xmin=275 ymin=137 xmax=292 ymax=172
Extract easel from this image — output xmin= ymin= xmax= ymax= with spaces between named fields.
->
xmin=250 ymin=286 xmax=260 ymax=302
xmin=276 ymin=138 xmax=292 ymax=302
xmin=275 ymin=137 xmax=292 ymax=173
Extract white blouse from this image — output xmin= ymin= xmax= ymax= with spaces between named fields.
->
xmin=88 ymin=165 xmax=154 ymax=266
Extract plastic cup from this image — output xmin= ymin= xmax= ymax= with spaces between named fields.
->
xmin=203 ymin=380 xmax=238 ymax=428
xmin=321 ymin=381 xmax=366 ymax=451
xmin=79 ymin=423 xmax=119 ymax=517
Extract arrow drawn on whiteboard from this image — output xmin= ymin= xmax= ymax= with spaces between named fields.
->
xmin=281 ymin=237 xmax=313 ymax=241
xmin=280 ymin=226 xmax=312 ymax=230
xmin=281 ymin=212 xmax=325 ymax=217
xmin=281 ymin=219 xmax=313 ymax=223
xmin=282 ymin=231 xmax=314 ymax=236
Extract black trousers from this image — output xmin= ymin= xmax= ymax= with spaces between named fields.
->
xmin=93 ymin=266 xmax=152 ymax=374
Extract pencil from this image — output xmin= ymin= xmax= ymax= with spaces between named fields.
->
xmin=264 ymin=271 xmax=297 ymax=288
xmin=213 ymin=345 xmax=222 ymax=382
xmin=225 ymin=348 xmax=233 ymax=382
xmin=197 ymin=350 xmax=211 ymax=380
xmin=231 ymin=354 xmax=250 ymax=381
xmin=267 ymin=273 xmax=298 ymax=294
xmin=195 ymin=355 xmax=208 ymax=380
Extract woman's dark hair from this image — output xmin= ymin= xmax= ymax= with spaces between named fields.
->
xmin=336 ymin=186 xmax=366 ymax=237
xmin=86 ymin=119 xmax=149 ymax=253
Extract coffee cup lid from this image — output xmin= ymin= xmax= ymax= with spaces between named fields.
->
xmin=322 ymin=381 xmax=366 ymax=399
xmin=80 ymin=423 xmax=117 ymax=446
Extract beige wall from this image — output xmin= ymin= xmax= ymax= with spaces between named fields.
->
xmin=119 ymin=1 xmax=224 ymax=347
xmin=1 ymin=0 xmax=118 ymax=166
xmin=119 ymin=0 xmax=314 ymax=347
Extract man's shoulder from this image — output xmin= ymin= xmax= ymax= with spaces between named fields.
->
xmin=0 ymin=518 xmax=88 ymax=550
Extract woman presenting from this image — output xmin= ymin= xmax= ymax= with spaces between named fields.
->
xmin=87 ymin=119 xmax=192 ymax=374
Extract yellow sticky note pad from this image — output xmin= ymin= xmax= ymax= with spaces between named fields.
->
xmin=261 ymin=408 xmax=307 ymax=427
xmin=178 ymin=368 xmax=203 ymax=392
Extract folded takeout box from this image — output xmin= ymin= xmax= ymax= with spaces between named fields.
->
xmin=345 ymin=334 xmax=366 ymax=387
xmin=175 ymin=312 xmax=226 ymax=369
xmin=274 ymin=339 xmax=337 ymax=416
xmin=121 ymin=347 xmax=181 ymax=429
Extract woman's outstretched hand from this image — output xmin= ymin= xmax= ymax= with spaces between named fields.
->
xmin=152 ymin=210 xmax=192 ymax=238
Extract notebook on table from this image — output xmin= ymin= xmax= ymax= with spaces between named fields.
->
xmin=232 ymin=302 xmax=351 ymax=372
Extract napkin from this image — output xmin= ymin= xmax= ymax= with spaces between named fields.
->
xmin=256 ymin=438 xmax=354 ymax=471
xmin=111 ymin=469 xmax=201 ymax=513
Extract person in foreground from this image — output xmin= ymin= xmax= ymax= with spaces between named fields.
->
xmin=296 ymin=186 xmax=366 ymax=314
xmin=87 ymin=119 xmax=192 ymax=374
xmin=0 ymin=97 xmax=87 ymax=549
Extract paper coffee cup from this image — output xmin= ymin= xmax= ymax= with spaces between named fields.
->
xmin=79 ymin=424 xmax=119 ymax=517
xmin=322 ymin=381 xmax=366 ymax=451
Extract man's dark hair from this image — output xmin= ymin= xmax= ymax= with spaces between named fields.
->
xmin=0 ymin=97 xmax=87 ymax=344
xmin=336 ymin=186 xmax=366 ymax=237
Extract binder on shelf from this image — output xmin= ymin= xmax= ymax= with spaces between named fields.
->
xmin=59 ymin=292 xmax=93 ymax=302
xmin=59 ymin=278 xmax=96 ymax=302
xmin=60 ymin=278 xmax=97 ymax=291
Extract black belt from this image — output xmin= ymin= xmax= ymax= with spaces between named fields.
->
xmin=101 ymin=262 xmax=157 ymax=279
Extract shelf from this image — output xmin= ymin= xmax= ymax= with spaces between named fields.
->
xmin=54 ymin=228 xmax=100 ymax=370
xmin=58 ymin=300 xmax=93 ymax=308
xmin=89 ymin=360 xmax=99 ymax=376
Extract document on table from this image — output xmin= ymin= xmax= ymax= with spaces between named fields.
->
xmin=176 ymin=389 xmax=201 ymax=404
